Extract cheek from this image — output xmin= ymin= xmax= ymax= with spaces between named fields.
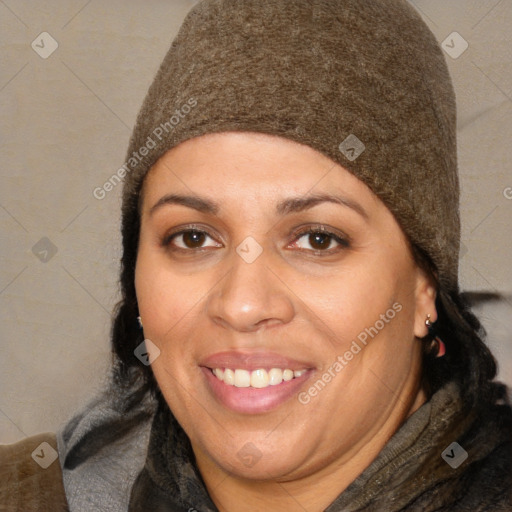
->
xmin=296 ymin=253 xmax=419 ymax=392
xmin=135 ymin=253 xmax=209 ymax=412
xmin=135 ymin=248 xmax=205 ymax=346
xmin=297 ymin=263 xmax=404 ymax=344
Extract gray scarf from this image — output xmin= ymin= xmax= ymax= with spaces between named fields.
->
xmin=127 ymin=381 xmax=512 ymax=511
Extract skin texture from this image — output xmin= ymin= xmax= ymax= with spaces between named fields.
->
xmin=135 ymin=131 xmax=437 ymax=512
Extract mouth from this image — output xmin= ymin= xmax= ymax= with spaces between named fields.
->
xmin=199 ymin=351 xmax=314 ymax=414
xmin=210 ymin=367 xmax=307 ymax=388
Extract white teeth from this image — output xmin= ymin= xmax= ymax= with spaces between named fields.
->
xmin=212 ymin=367 xmax=307 ymax=388
xmin=283 ymin=369 xmax=294 ymax=381
xmin=234 ymin=369 xmax=251 ymax=387
xmin=223 ymin=368 xmax=235 ymax=385
xmin=268 ymin=368 xmax=283 ymax=386
xmin=250 ymin=369 xmax=269 ymax=388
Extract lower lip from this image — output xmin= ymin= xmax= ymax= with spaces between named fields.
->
xmin=201 ymin=367 xmax=310 ymax=414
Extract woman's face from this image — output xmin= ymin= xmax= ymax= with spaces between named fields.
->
xmin=135 ymin=131 xmax=436 ymax=484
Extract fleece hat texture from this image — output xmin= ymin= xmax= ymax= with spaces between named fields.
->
xmin=122 ymin=0 xmax=460 ymax=292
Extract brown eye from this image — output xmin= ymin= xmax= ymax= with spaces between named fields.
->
xmin=291 ymin=228 xmax=349 ymax=253
xmin=165 ymin=229 xmax=222 ymax=251
xmin=308 ymin=233 xmax=332 ymax=250
xmin=182 ymin=230 xmax=206 ymax=248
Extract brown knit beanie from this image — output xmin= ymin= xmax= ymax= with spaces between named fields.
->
xmin=122 ymin=0 xmax=460 ymax=292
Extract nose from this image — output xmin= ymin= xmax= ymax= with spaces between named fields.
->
xmin=206 ymin=248 xmax=295 ymax=333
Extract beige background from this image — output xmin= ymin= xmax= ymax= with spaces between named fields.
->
xmin=1 ymin=0 xmax=511 ymax=444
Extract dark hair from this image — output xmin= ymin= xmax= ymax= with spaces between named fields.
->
xmin=412 ymin=245 xmax=509 ymax=411
xmin=110 ymin=192 xmax=509 ymax=413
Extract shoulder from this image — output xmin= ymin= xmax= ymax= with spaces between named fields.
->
xmin=57 ymin=382 xmax=157 ymax=511
xmin=453 ymin=418 xmax=512 ymax=511
xmin=424 ymin=400 xmax=512 ymax=511
xmin=0 ymin=432 xmax=69 ymax=512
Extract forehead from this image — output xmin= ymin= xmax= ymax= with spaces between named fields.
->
xmin=141 ymin=131 xmax=379 ymax=210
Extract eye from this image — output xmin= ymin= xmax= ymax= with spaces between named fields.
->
xmin=164 ymin=229 xmax=222 ymax=250
xmin=290 ymin=228 xmax=349 ymax=253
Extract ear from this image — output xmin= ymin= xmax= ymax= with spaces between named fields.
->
xmin=413 ymin=269 xmax=437 ymax=339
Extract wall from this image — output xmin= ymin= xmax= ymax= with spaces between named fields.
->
xmin=1 ymin=0 xmax=511 ymax=443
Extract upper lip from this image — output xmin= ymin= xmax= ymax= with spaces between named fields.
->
xmin=200 ymin=350 xmax=314 ymax=371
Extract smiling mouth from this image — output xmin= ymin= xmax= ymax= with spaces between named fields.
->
xmin=210 ymin=367 xmax=308 ymax=388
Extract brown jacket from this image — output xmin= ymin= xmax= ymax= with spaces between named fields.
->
xmin=0 ymin=433 xmax=69 ymax=512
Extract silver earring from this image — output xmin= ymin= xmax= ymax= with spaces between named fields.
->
xmin=137 ymin=316 xmax=143 ymax=329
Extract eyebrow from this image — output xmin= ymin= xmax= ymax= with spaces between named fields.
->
xmin=149 ymin=192 xmax=368 ymax=219
xmin=149 ymin=194 xmax=219 ymax=216
xmin=275 ymin=193 xmax=368 ymax=219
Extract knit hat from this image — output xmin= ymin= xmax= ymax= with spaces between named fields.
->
xmin=122 ymin=0 xmax=460 ymax=292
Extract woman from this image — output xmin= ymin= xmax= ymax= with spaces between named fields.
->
xmin=2 ymin=0 xmax=511 ymax=510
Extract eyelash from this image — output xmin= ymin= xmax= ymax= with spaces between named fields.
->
xmin=291 ymin=226 xmax=350 ymax=254
xmin=162 ymin=225 xmax=350 ymax=256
